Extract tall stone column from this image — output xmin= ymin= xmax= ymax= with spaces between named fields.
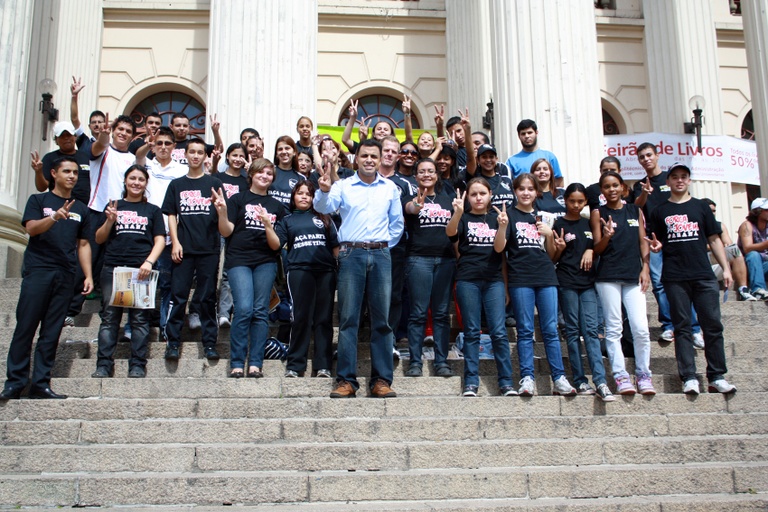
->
xmin=207 ymin=0 xmax=318 ymax=148
xmin=445 ymin=0 xmax=493 ymax=136
xmin=489 ymin=0 xmax=604 ymax=186
xmin=0 ymin=0 xmax=35 ymax=252
xmin=643 ymin=0 xmax=737 ymax=231
xmin=742 ymin=0 xmax=768 ymax=195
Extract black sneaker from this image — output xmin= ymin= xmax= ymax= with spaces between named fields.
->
xmin=499 ymin=385 xmax=518 ymax=396
xmin=404 ymin=365 xmax=422 ymax=377
xmin=165 ymin=345 xmax=180 ymax=361
xmin=91 ymin=367 xmax=111 ymax=378
xmin=204 ymin=346 xmax=220 ymax=360
xmin=128 ymin=367 xmax=146 ymax=378
xmin=462 ymin=385 xmax=479 ymax=397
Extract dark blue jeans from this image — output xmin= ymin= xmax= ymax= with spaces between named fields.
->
xmin=228 ymin=262 xmax=278 ymax=369
xmin=455 ymin=279 xmax=513 ymax=388
xmin=336 ymin=246 xmax=393 ymax=391
xmin=559 ymin=286 xmax=607 ymax=386
xmin=405 ymin=256 xmax=455 ymax=368
xmin=510 ymin=285 xmax=566 ymax=380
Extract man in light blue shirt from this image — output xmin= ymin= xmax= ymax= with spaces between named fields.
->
xmin=314 ymin=139 xmax=404 ymax=399
xmin=504 ymin=119 xmax=564 ymax=188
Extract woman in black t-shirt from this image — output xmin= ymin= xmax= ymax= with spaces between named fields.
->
xmin=506 ymin=173 xmax=575 ymax=397
xmin=552 ymin=184 xmax=614 ymax=402
xmin=590 ymin=171 xmax=654 ymax=396
xmin=402 ymin=159 xmax=456 ymax=378
xmin=213 ymin=158 xmax=286 ymax=378
xmin=531 ymin=158 xmax=565 ymax=217
xmin=269 ymin=136 xmax=304 ymax=206
xmin=446 ymin=177 xmax=514 ymax=397
xmin=275 ymin=181 xmax=339 ymax=379
xmin=92 ymin=165 xmax=165 ymax=379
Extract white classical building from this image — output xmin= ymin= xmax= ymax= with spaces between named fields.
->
xmin=1 ymin=0 xmax=767 ymax=275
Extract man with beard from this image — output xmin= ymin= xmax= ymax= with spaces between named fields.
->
xmin=505 ymin=119 xmax=564 ymax=187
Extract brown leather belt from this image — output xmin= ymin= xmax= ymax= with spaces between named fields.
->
xmin=340 ymin=241 xmax=389 ymax=250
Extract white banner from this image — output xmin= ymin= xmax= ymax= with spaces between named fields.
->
xmin=603 ymin=133 xmax=759 ymax=185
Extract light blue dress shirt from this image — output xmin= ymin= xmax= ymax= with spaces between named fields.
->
xmin=313 ymin=173 xmax=404 ymax=247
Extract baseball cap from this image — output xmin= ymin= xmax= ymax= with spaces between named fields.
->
xmin=476 ymin=144 xmax=497 ymax=157
xmin=750 ymin=198 xmax=768 ymax=211
xmin=53 ymin=121 xmax=76 ymax=137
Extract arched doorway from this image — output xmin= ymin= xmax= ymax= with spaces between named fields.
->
xmin=129 ymin=91 xmax=207 ymax=135
xmin=337 ymin=93 xmax=421 ymax=129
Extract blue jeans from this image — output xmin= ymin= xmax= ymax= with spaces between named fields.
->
xmin=650 ymin=251 xmax=700 ymax=333
xmin=509 ymin=285 xmax=566 ymax=380
xmin=559 ymin=287 xmax=607 ymax=387
xmin=744 ymin=251 xmax=768 ymax=291
xmin=405 ymin=256 xmax=455 ymax=368
xmin=228 ymin=263 xmax=277 ymax=369
xmin=455 ymin=280 xmax=513 ymax=388
xmin=336 ymin=246 xmax=393 ymax=391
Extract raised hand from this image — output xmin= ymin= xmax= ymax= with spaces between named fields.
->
xmin=601 ymin=215 xmax=615 ymax=238
xmin=348 ymin=99 xmax=359 ymax=118
xmin=642 ymin=179 xmax=653 ymax=195
xmin=552 ymin=228 xmax=566 ymax=252
xmin=459 ymin=107 xmax=471 ymax=129
xmin=402 ymin=94 xmax=412 ymax=115
xmin=412 ymin=187 xmax=428 ymax=211
xmin=452 ymin=189 xmax=466 ymax=215
xmin=318 ymin=161 xmax=332 ymax=192
xmin=104 ymin=200 xmax=118 ymax=224
xmin=211 ymin=187 xmax=227 ymax=214
xmin=434 ymin=104 xmax=445 ymax=126
xmin=54 ymin=200 xmax=75 ymax=222
xmin=493 ymin=202 xmax=508 ymax=227
xmin=70 ymin=76 xmax=85 ymax=96
xmin=358 ymin=118 xmax=369 ymax=141
xmin=644 ymin=232 xmax=662 ymax=253
xmin=30 ymin=151 xmax=43 ymax=174
xmin=209 ymin=113 xmax=220 ymax=133
xmin=254 ymin=204 xmax=272 ymax=226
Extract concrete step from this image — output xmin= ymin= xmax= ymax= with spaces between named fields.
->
xmin=1 ymin=462 xmax=766 ymax=507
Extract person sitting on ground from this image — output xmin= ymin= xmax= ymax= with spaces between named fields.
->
xmin=737 ymin=197 xmax=768 ymax=300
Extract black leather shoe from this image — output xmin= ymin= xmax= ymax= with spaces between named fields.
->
xmin=165 ymin=345 xmax=180 ymax=361
xmin=204 ymin=346 xmax=220 ymax=360
xmin=28 ymin=387 xmax=68 ymax=399
xmin=0 ymin=388 xmax=22 ymax=400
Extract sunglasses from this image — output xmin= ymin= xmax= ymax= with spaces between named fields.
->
xmin=400 ymin=150 xmax=419 ymax=156
xmin=155 ymin=141 xmax=174 ymax=146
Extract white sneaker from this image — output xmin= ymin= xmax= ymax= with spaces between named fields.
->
xmin=659 ymin=329 xmax=674 ymax=342
xmin=218 ymin=316 xmax=231 ymax=328
xmin=393 ymin=347 xmax=401 ymax=360
xmin=683 ymin=379 xmax=700 ymax=395
xmin=188 ymin=313 xmax=201 ymax=330
xmin=63 ymin=316 xmax=75 ymax=327
xmin=738 ymin=287 xmax=758 ymax=301
xmin=752 ymin=288 xmax=768 ymax=300
xmin=708 ymin=379 xmax=737 ymax=394
xmin=692 ymin=332 xmax=704 ymax=349
xmin=518 ymin=376 xmax=536 ymax=396
xmin=553 ymin=376 xmax=577 ymax=396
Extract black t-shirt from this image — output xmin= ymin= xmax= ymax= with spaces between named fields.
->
xmin=649 ymin=198 xmax=721 ymax=282
xmin=217 ymin=172 xmax=249 ymax=199
xmin=161 ymin=174 xmax=223 ymax=255
xmin=462 ymin=171 xmax=516 ymax=210
xmin=388 ymin=172 xmax=418 ymax=198
xmin=41 ymin=150 xmax=91 ymax=204
xmin=505 ymin=207 xmax=558 ymax=287
xmin=268 ymin=168 xmax=305 ymax=206
xmin=128 ymin=138 xmax=152 ymax=158
xmin=632 ymin=171 xmax=671 ymax=218
xmin=586 ymin=182 xmax=636 ymax=212
xmin=224 ymin=191 xmax=287 ymax=269
xmin=595 ymin=203 xmax=643 ymax=282
xmin=535 ymin=189 xmax=566 ymax=217
xmin=170 ymin=139 xmax=215 ymax=166
xmin=453 ymin=211 xmax=504 ymax=282
xmin=296 ymin=142 xmax=315 ymax=157
xmin=21 ymin=192 xmax=90 ymax=274
xmin=76 ymin=134 xmax=94 ymax=163
xmin=101 ymin=200 xmax=165 ymax=268
xmin=403 ymin=192 xmax=454 ymax=258
xmin=552 ymin=216 xmax=595 ymax=289
xmin=275 ymin=210 xmax=339 ymax=272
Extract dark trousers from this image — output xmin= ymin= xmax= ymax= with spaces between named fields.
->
xmin=286 ymin=269 xmax=336 ymax=372
xmin=96 ymin=266 xmax=150 ymax=372
xmin=166 ymin=253 xmax=219 ymax=348
xmin=4 ymin=268 xmax=74 ymax=391
xmin=665 ymin=278 xmax=728 ymax=382
xmin=389 ymin=243 xmax=406 ymax=348
xmin=67 ymin=219 xmax=102 ymax=316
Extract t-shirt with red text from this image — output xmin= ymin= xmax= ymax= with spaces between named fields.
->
xmin=403 ymin=192 xmax=454 ymax=258
xmin=453 ymin=211 xmax=505 ymax=282
xmin=505 ymin=207 xmax=558 ymax=288
xmin=224 ymin=190 xmax=288 ymax=269
xmin=101 ymin=200 xmax=165 ymax=267
xmin=161 ymin=174 xmax=223 ymax=256
xmin=218 ymin=172 xmax=249 ymax=199
xmin=649 ymin=197 xmax=721 ymax=282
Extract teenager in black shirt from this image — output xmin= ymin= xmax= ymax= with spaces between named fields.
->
xmin=591 ymin=171 xmax=654 ymax=396
xmin=446 ymin=177 xmax=514 ymax=397
xmin=1 ymin=157 xmax=92 ymax=400
xmin=212 ymin=158 xmax=286 ymax=378
xmin=552 ymin=184 xmax=614 ymax=402
xmin=402 ymin=159 xmax=456 ymax=378
xmin=531 ymin=158 xmax=565 ymax=218
xmin=647 ymin=164 xmax=736 ymax=395
xmin=275 ymin=181 xmax=339 ymax=378
xmin=92 ymin=166 xmax=165 ymax=378
xmin=270 ymin=136 xmax=305 ymax=206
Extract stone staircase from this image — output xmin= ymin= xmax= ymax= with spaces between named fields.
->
xmin=0 ymin=276 xmax=767 ymax=510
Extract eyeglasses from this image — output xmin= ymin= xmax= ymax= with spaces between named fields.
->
xmin=155 ymin=141 xmax=174 ymax=146
xmin=416 ymin=169 xmax=437 ymax=175
xmin=400 ymin=150 xmax=419 ymax=156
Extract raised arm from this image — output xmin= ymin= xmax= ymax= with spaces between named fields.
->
xmin=91 ymin=113 xmax=111 ymax=158
xmin=70 ymin=77 xmax=85 ymax=130
xmin=341 ymin=100 xmax=359 ymax=153
xmin=403 ymin=94 xmax=414 ymax=143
